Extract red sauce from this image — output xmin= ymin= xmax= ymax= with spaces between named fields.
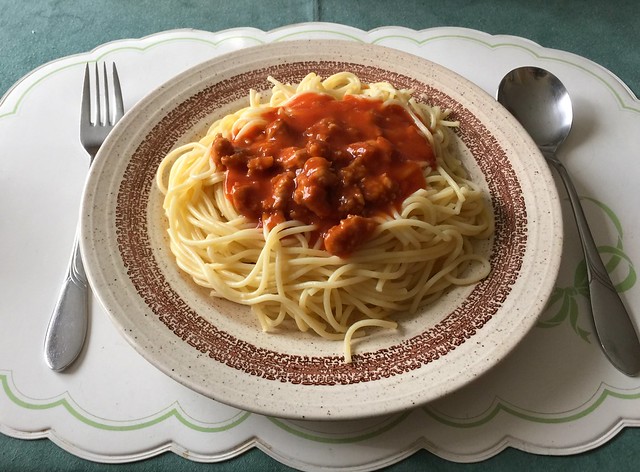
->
xmin=211 ymin=92 xmax=435 ymax=257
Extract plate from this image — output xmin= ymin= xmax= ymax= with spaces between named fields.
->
xmin=80 ymin=40 xmax=562 ymax=420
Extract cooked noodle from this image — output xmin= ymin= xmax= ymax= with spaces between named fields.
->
xmin=156 ymin=72 xmax=494 ymax=362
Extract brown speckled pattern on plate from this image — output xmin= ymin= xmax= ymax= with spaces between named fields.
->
xmin=115 ymin=61 xmax=526 ymax=385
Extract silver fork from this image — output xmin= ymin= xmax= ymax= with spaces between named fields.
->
xmin=44 ymin=63 xmax=124 ymax=371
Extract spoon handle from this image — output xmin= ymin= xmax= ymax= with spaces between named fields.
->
xmin=548 ymin=155 xmax=640 ymax=376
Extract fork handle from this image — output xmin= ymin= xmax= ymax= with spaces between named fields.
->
xmin=44 ymin=228 xmax=88 ymax=371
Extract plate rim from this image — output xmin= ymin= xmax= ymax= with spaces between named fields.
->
xmin=80 ymin=39 xmax=563 ymax=420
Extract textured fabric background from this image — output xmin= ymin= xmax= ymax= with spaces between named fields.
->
xmin=1 ymin=1 xmax=638 ymax=470
xmin=1 ymin=0 xmax=638 ymax=97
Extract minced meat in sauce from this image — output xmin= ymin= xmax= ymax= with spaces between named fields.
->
xmin=211 ymin=92 xmax=435 ymax=258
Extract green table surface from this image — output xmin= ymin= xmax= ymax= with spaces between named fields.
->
xmin=1 ymin=1 xmax=639 ymax=471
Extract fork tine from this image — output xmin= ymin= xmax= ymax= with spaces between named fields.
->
xmin=80 ymin=64 xmax=91 ymax=126
xmin=93 ymin=63 xmax=101 ymax=126
xmin=102 ymin=63 xmax=110 ymax=126
xmin=79 ymin=61 xmax=125 ymax=157
xmin=111 ymin=63 xmax=124 ymax=123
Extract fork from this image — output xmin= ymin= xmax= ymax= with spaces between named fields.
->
xmin=43 ymin=63 xmax=124 ymax=371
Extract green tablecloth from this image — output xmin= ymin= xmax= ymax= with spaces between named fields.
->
xmin=1 ymin=1 xmax=639 ymax=470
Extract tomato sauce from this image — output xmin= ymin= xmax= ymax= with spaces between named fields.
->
xmin=211 ymin=92 xmax=435 ymax=257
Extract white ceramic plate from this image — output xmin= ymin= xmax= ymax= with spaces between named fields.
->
xmin=80 ymin=40 xmax=562 ymax=420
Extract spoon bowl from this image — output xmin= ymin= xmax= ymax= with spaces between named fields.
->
xmin=497 ymin=67 xmax=573 ymax=155
xmin=497 ymin=66 xmax=640 ymax=377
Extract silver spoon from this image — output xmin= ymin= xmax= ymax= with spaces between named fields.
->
xmin=497 ymin=66 xmax=640 ymax=376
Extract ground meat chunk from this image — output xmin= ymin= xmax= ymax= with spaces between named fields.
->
xmin=230 ymin=183 xmax=262 ymax=217
xmin=344 ymin=140 xmax=379 ymax=164
xmin=270 ymin=171 xmax=295 ymax=211
xmin=279 ymin=147 xmax=309 ymax=170
xmin=293 ymin=157 xmax=337 ymax=218
xmin=360 ymin=173 xmax=398 ymax=203
xmin=220 ymin=150 xmax=249 ymax=169
xmin=303 ymin=118 xmax=341 ymax=142
xmin=324 ymin=215 xmax=377 ymax=258
xmin=247 ymin=155 xmax=274 ymax=174
xmin=305 ymin=139 xmax=331 ymax=159
xmin=344 ymin=137 xmax=393 ymax=167
xmin=211 ymin=134 xmax=235 ymax=168
xmin=336 ymin=186 xmax=365 ymax=216
xmin=373 ymin=136 xmax=394 ymax=159
xmin=339 ymin=156 xmax=367 ymax=184
xmin=265 ymin=118 xmax=292 ymax=141
xmin=330 ymin=148 xmax=353 ymax=166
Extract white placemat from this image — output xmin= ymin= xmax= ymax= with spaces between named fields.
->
xmin=1 ymin=24 xmax=639 ymax=471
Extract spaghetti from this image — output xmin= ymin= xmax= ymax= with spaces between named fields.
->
xmin=156 ymin=72 xmax=494 ymax=362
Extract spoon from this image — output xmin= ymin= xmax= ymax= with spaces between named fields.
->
xmin=497 ymin=66 xmax=640 ymax=376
